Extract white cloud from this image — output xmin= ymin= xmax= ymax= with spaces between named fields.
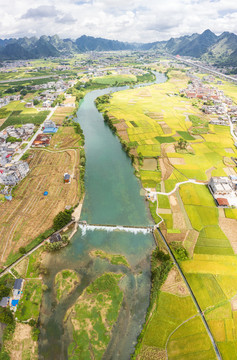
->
xmin=0 ymin=0 xmax=236 ymax=41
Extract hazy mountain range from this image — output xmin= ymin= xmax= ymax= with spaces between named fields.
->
xmin=0 ymin=30 xmax=237 ymax=66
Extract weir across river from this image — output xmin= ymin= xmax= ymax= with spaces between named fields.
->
xmin=78 ymin=221 xmax=156 ymax=235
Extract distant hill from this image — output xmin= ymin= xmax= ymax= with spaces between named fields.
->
xmin=0 ymin=31 xmax=236 ymax=67
xmin=75 ymin=35 xmax=133 ymax=52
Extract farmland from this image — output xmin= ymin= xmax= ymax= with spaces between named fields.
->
xmin=0 ymin=127 xmax=82 ymax=265
xmin=0 ymin=101 xmax=49 ymax=130
xmin=102 ymin=67 xmax=237 ymax=359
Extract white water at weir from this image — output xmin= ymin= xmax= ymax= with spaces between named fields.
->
xmin=78 ymin=224 xmax=153 ymax=236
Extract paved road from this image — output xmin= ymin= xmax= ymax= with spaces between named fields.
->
xmin=146 ymin=179 xmax=207 ymax=197
xmin=171 ymin=55 xmax=237 ymax=84
xmin=227 ymin=114 xmax=237 ymax=143
xmin=0 ymin=75 xmax=59 ymax=84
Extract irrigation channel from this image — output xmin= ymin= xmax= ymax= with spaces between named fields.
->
xmin=37 ymin=72 xmax=218 ymax=360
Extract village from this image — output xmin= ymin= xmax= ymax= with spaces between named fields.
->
xmin=180 ymin=74 xmax=237 ymax=130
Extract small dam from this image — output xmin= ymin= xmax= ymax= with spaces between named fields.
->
xmin=78 ymin=221 xmax=155 ymax=235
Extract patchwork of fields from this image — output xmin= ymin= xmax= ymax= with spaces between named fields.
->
xmin=0 ymin=126 xmax=82 ymax=265
xmin=103 ymin=68 xmax=237 ymax=359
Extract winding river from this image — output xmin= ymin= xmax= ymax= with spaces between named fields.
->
xmin=38 ymin=72 xmax=167 ymax=360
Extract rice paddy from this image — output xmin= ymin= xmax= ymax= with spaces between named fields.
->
xmin=100 ymin=67 xmax=237 ymax=359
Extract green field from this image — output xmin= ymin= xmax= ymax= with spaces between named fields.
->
xmin=93 ymin=74 xmax=137 ymax=85
xmin=15 ymin=279 xmax=42 ymax=321
xmin=0 ymin=109 xmax=49 ymax=130
xmin=65 ymin=273 xmax=124 ymax=360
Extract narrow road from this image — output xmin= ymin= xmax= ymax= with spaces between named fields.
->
xmin=227 ymin=114 xmax=237 ymax=143
xmin=156 ymin=228 xmax=222 ymax=360
xmin=0 ymin=75 xmax=59 ymax=84
xmin=146 ymin=179 xmax=207 ymax=197
xmin=13 ymin=107 xmax=57 ymax=163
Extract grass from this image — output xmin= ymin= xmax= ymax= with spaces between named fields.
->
xmin=54 ymin=269 xmax=80 ymax=302
xmin=65 ymin=273 xmax=123 ymax=360
xmin=15 ymin=279 xmax=42 ymax=321
xmin=90 ymin=249 xmax=130 ymax=267
xmin=149 ymin=201 xmax=162 ymax=224
xmin=26 ymin=248 xmax=44 ymax=278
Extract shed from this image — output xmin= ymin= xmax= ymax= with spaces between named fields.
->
xmin=14 ymin=279 xmax=23 ymax=290
xmin=216 ymin=198 xmax=229 ymax=207
xmin=64 ymin=173 xmax=70 ymax=183
xmin=0 ymin=297 xmax=9 ymax=307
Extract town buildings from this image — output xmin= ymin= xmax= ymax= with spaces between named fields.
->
xmin=208 ymin=176 xmax=237 ymax=207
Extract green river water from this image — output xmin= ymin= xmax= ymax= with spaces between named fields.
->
xmin=38 ymin=73 xmax=167 ymax=359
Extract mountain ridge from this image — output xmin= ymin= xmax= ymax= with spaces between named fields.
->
xmin=0 ymin=31 xmax=236 ymax=66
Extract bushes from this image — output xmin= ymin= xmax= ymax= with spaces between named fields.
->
xmin=53 ymin=209 xmax=72 ymax=231
xmin=170 ymin=242 xmax=189 ymax=260
xmin=0 ymin=308 xmax=15 ymax=326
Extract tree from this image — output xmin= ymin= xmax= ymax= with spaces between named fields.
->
xmin=0 ymin=308 xmax=14 ymax=325
xmin=19 ymin=246 xmax=26 ymax=254
xmin=53 ymin=209 xmax=72 ymax=231
xmin=178 ymin=138 xmax=188 ymax=150
xmin=0 ymin=284 xmax=10 ymax=298
xmin=33 ymin=99 xmax=40 ymax=106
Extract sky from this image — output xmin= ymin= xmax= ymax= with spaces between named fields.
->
xmin=0 ymin=0 xmax=237 ymax=42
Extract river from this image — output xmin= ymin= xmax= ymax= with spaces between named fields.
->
xmin=38 ymin=72 xmax=167 ymax=360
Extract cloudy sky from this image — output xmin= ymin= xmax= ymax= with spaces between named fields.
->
xmin=0 ymin=0 xmax=237 ymax=42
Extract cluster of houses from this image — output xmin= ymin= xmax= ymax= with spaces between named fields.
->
xmin=0 ymin=278 xmax=24 ymax=312
xmin=181 ymin=75 xmax=232 ymax=105
xmin=0 ymin=79 xmax=77 ymax=110
xmin=0 ymin=124 xmax=34 ymax=166
xmin=180 ymin=75 xmax=237 ymax=128
xmin=208 ymin=176 xmax=237 ymax=207
xmin=0 ymin=161 xmax=29 ymax=186
xmin=0 ymin=95 xmax=21 ymax=108
xmin=31 ymin=119 xmax=57 ymax=147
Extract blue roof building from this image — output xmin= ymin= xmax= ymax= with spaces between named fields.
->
xmin=43 ymin=127 xmax=58 ymax=134
xmin=11 ymin=299 xmax=19 ymax=307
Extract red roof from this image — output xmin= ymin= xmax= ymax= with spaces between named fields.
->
xmin=216 ymin=198 xmax=229 ymax=206
xmin=6 ymin=154 xmax=11 ymax=158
